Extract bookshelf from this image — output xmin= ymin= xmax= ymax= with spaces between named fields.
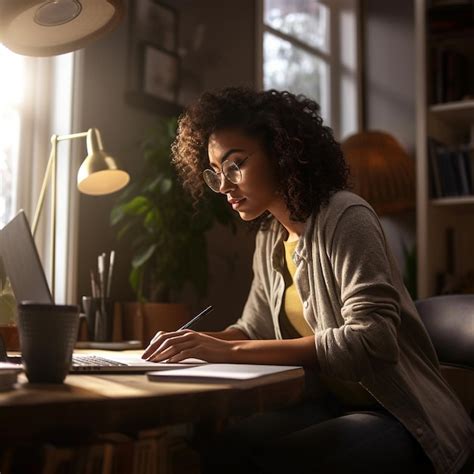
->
xmin=430 ymin=100 xmax=474 ymax=127
xmin=416 ymin=0 xmax=474 ymax=298
xmin=0 ymin=369 xmax=305 ymax=474
xmin=431 ymin=195 xmax=474 ymax=206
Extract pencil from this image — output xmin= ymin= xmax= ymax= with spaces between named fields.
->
xmin=179 ymin=305 xmax=214 ymax=330
xmin=106 ymin=250 xmax=115 ymax=298
xmin=90 ymin=270 xmax=97 ymax=298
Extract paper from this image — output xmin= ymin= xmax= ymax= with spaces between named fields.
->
xmin=147 ymin=363 xmax=302 ymax=384
xmin=0 ymin=361 xmax=22 ymax=372
xmin=0 ymin=362 xmax=22 ymax=391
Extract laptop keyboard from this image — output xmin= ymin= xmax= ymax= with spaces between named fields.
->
xmin=72 ymin=355 xmax=127 ymax=367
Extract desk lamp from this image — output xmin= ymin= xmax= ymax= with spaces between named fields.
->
xmin=31 ymin=128 xmax=129 ymax=296
xmin=0 ymin=0 xmax=123 ymax=57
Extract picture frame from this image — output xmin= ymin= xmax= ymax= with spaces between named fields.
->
xmin=126 ymin=1 xmax=181 ymax=115
xmin=134 ymin=0 xmax=177 ymax=52
xmin=141 ymin=43 xmax=179 ymax=103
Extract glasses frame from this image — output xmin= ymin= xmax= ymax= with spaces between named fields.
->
xmin=202 ymin=154 xmax=250 ymax=193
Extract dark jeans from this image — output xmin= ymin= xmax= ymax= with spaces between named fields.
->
xmin=200 ymin=396 xmax=433 ymax=474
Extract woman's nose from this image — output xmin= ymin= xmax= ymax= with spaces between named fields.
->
xmin=218 ymin=173 xmax=234 ymax=194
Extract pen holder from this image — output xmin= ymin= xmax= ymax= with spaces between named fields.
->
xmin=82 ymin=296 xmax=114 ymax=342
xmin=96 ymin=297 xmax=114 ymax=342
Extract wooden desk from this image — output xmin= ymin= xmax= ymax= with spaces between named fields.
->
xmin=0 ymin=355 xmax=306 ymax=444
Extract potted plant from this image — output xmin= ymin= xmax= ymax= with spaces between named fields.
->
xmin=0 ymin=260 xmax=19 ymax=350
xmin=110 ymin=117 xmax=235 ymax=344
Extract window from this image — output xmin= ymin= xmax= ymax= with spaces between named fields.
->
xmin=0 ymin=46 xmax=25 ymax=228
xmin=0 ymin=47 xmax=76 ymax=304
xmin=259 ymin=0 xmax=360 ymax=140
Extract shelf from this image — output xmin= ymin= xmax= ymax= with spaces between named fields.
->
xmin=416 ymin=0 xmax=474 ymax=298
xmin=429 ymin=100 xmax=474 ymax=127
xmin=428 ymin=29 xmax=474 ymax=55
xmin=431 ymin=195 xmax=474 ymax=206
xmin=429 ymin=28 xmax=474 ymax=42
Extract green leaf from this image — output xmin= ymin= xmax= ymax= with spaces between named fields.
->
xmin=132 ymin=243 xmax=158 ymax=268
xmin=0 ymin=293 xmax=17 ymax=325
xmin=117 ymin=221 xmax=134 ymax=240
xmin=161 ymin=178 xmax=172 ymax=194
xmin=129 ymin=267 xmax=141 ymax=293
xmin=122 ymin=196 xmax=150 ymax=215
xmin=144 ymin=209 xmax=160 ymax=230
xmin=145 ymin=176 xmax=162 ymax=193
xmin=110 ymin=205 xmax=125 ymax=226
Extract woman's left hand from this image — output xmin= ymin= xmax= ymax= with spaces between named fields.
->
xmin=141 ymin=330 xmax=235 ymax=363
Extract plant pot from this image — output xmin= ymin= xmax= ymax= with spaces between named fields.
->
xmin=119 ymin=302 xmax=190 ymax=348
xmin=0 ymin=325 xmax=20 ymax=351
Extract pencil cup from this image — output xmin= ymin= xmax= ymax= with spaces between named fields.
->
xmin=82 ymin=296 xmax=96 ymax=340
xmin=17 ymin=302 xmax=79 ymax=383
xmin=94 ymin=297 xmax=114 ymax=342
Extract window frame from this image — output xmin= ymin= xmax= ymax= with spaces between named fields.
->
xmin=0 ymin=49 xmax=78 ymax=305
xmin=256 ymin=0 xmax=363 ymax=141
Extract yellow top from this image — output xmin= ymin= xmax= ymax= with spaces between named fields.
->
xmin=282 ymin=239 xmax=376 ymax=408
xmin=283 ymin=240 xmax=313 ymax=337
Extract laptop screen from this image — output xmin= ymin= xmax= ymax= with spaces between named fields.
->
xmin=0 ymin=210 xmax=53 ymax=304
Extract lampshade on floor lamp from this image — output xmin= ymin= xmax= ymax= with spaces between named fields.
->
xmin=341 ymin=130 xmax=416 ymax=216
xmin=31 ymin=128 xmax=129 ymax=296
xmin=0 ymin=0 xmax=124 ymax=56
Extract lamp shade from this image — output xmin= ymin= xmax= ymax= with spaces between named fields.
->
xmin=342 ymin=130 xmax=415 ymax=216
xmin=77 ymin=128 xmax=129 ymax=195
xmin=0 ymin=0 xmax=124 ymax=57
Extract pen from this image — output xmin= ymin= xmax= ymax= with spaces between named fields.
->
xmin=106 ymin=250 xmax=115 ymax=298
xmin=179 ymin=305 xmax=214 ymax=330
xmin=98 ymin=254 xmax=105 ymax=301
xmin=90 ymin=270 xmax=97 ymax=298
xmin=144 ymin=305 xmax=215 ymax=356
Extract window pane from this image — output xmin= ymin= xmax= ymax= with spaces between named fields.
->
xmin=0 ymin=46 xmax=25 ymax=107
xmin=263 ymin=32 xmax=328 ymax=116
xmin=0 ymin=110 xmax=20 ymax=228
xmin=264 ymin=0 xmax=329 ymax=52
xmin=0 ymin=46 xmax=24 ymax=228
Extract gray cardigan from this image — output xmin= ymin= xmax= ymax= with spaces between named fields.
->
xmin=229 ymin=191 xmax=473 ymax=473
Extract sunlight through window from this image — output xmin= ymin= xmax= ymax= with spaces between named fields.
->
xmin=0 ymin=45 xmax=25 ymax=228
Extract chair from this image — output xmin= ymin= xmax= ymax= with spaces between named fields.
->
xmin=414 ymin=294 xmax=474 ymax=419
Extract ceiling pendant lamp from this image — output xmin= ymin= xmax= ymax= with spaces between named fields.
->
xmin=0 ymin=0 xmax=124 ymax=56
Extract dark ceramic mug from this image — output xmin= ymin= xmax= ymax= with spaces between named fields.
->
xmin=18 ymin=302 xmax=79 ymax=383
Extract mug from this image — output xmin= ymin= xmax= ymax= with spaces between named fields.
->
xmin=17 ymin=302 xmax=79 ymax=383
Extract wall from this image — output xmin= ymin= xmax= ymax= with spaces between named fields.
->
xmin=364 ymin=0 xmax=416 ymax=153
xmin=364 ymin=0 xmax=416 ymax=287
xmin=75 ymin=0 xmax=419 ymax=331
xmin=76 ymin=0 xmax=257 ymax=329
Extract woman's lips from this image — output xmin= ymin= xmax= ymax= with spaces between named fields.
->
xmin=228 ymin=197 xmax=246 ymax=209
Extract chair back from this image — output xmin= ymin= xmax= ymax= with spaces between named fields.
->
xmin=415 ymin=294 xmax=474 ymax=418
xmin=415 ymin=294 xmax=474 ymax=369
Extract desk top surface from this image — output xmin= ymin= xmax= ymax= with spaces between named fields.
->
xmin=0 ymin=351 xmax=306 ymax=442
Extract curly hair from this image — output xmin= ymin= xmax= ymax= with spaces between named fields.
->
xmin=172 ymin=86 xmax=349 ymax=223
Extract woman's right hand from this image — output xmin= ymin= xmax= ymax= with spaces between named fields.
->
xmin=141 ymin=329 xmax=237 ymax=363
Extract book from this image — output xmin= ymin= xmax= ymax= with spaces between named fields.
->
xmin=0 ymin=362 xmax=22 ymax=392
xmin=432 ymin=47 xmax=469 ymax=104
xmin=427 ymin=137 xmax=443 ymax=197
xmin=436 ymin=148 xmax=459 ymax=196
xmin=461 ymin=147 xmax=473 ymax=194
xmin=452 ymin=149 xmax=471 ymax=195
xmin=41 ymin=444 xmax=77 ymax=474
xmin=147 ymin=363 xmax=303 ymax=388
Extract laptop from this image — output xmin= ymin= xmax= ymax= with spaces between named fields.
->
xmin=0 ymin=210 xmax=201 ymax=373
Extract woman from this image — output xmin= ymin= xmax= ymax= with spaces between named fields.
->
xmin=142 ymin=87 xmax=472 ymax=473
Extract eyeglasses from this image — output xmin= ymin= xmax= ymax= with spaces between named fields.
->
xmin=203 ymin=155 xmax=250 ymax=193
